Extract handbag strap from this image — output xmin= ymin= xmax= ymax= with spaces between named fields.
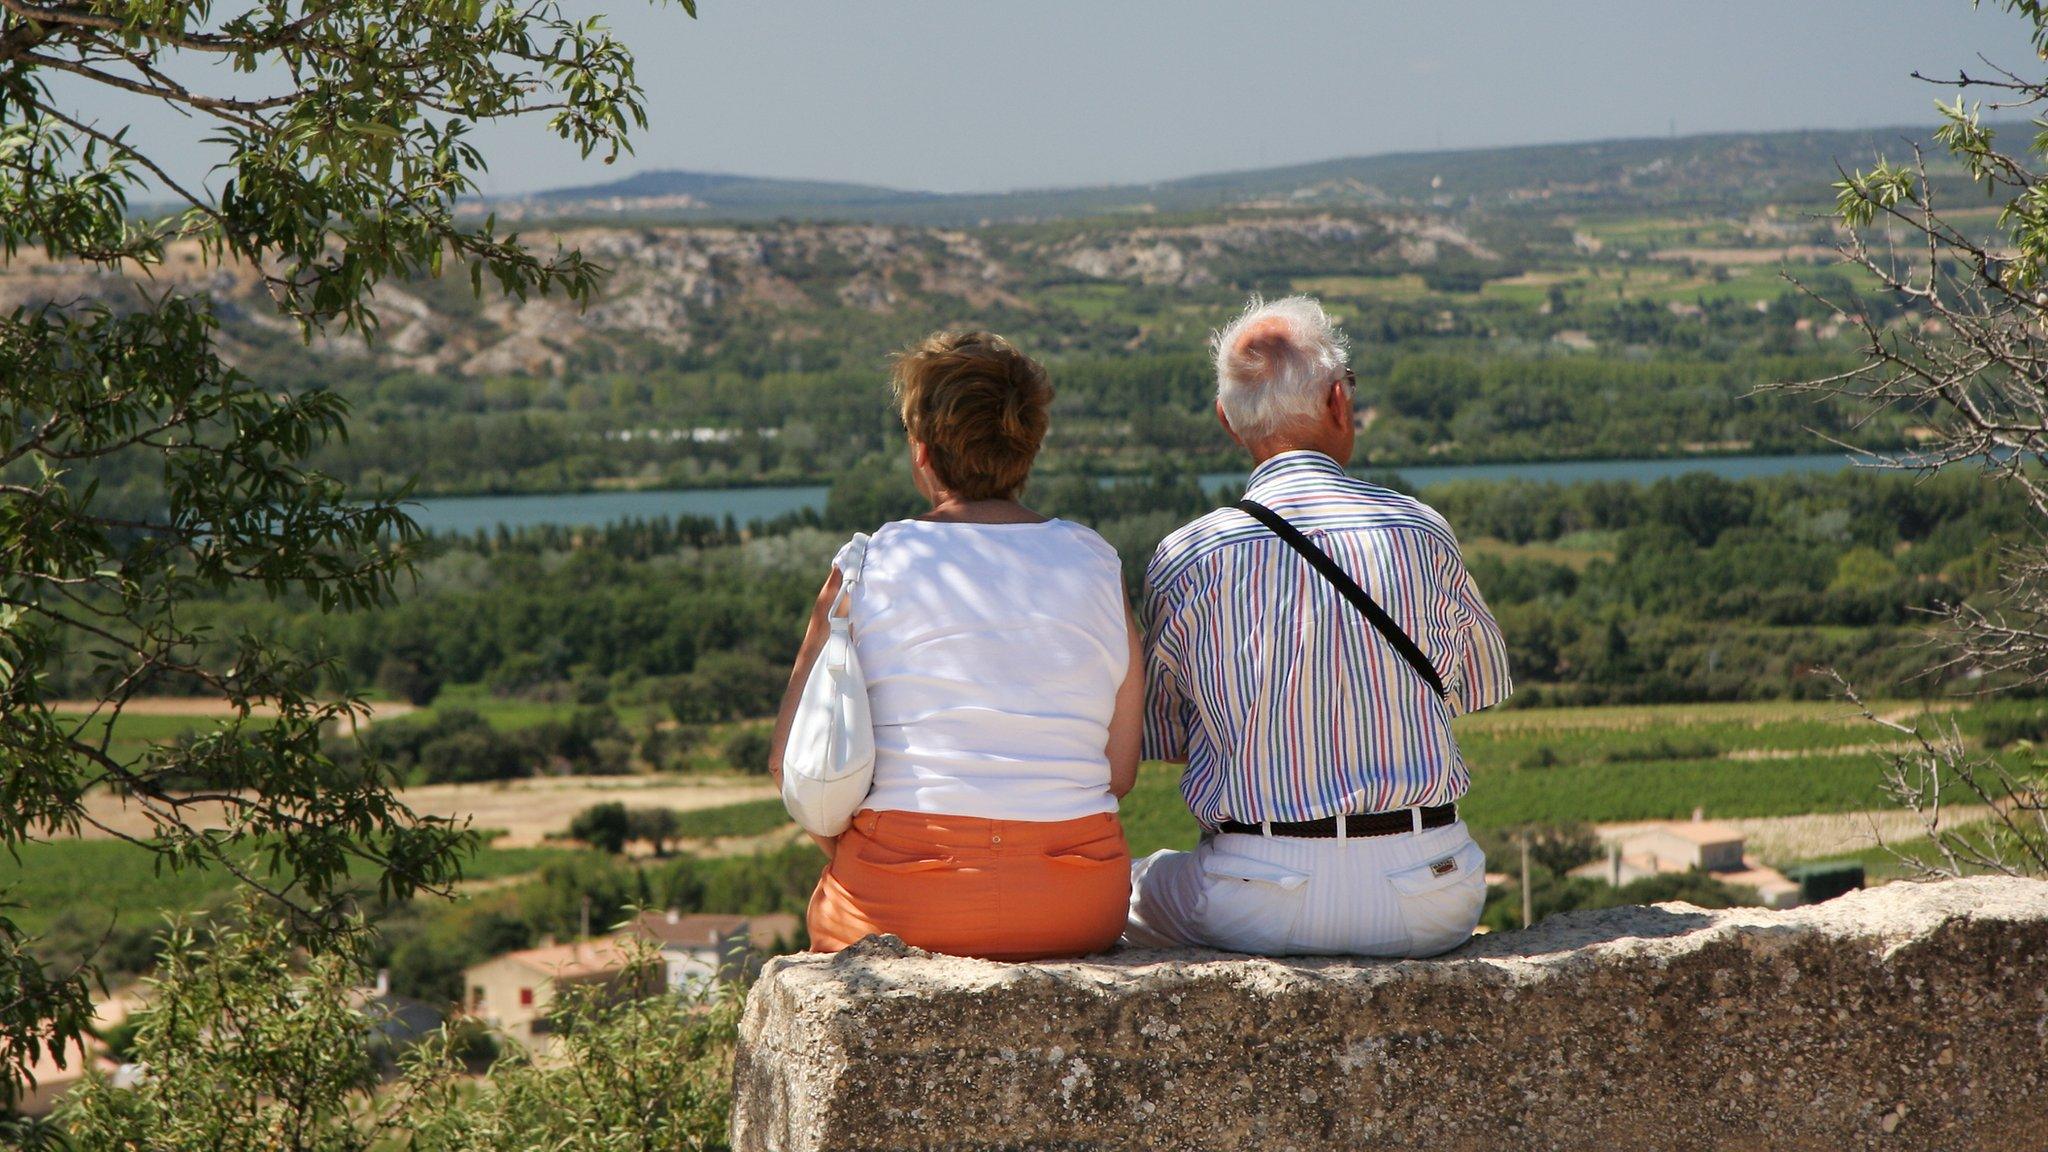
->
xmin=834 ymin=532 xmax=870 ymax=584
xmin=828 ymin=533 xmax=871 ymax=614
xmin=1235 ymin=499 xmax=1449 ymax=700
xmin=822 ymin=533 xmax=870 ymax=672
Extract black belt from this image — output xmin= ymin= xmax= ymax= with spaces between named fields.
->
xmin=1216 ymin=803 xmax=1457 ymax=839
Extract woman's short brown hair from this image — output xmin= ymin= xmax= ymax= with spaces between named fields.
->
xmin=890 ymin=331 xmax=1053 ymax=502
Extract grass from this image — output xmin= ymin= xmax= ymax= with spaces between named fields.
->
xmin=1458 ymin=753 xmax=1899 ymax=828
xmin=424 ymin=683 xmax=664 ymax=731
xmin=0 ymin=838 xmax=578 ymax=937
xmin=1040 ymin=282 xmax=1135 ymax=320
xmin=1120 ymin=762 xmax=1203 ymax=857
xmin=1463 ymin=535 xmax=1615 ymax=572
xmin=1293 ymin=273 xmax=1432 ymax=301
xmin=51 ymin=709 xmax=283 ymax=767
xmin=13 ymin=700 xmax=1990 ymax=941
xmin=1783 ymin=826 xmax=2005 ymax=885
xmin=559 ymin=702 xmax=1977 ymax=851
xmin=669 ymin=798 xmax=797 ymax=841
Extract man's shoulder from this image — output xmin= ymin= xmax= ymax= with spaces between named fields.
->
xmin=1146 ymin=506 xmax=1257 ymax=588
xmin=1317 ymin=480 xmax=1461 ymax=551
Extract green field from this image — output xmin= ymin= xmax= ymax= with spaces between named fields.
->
xmin=53 ymin=709 xmax=283 ymax=768
xmin=0 ymin=839 xmax=575 ymax=937
xmin=670 ymin=797 xmax=796 ymax=841
xmin=13 ymin=699 xmax=2011 ymax=949
xmin=658 ymin=701 xmax=1967 ymax=851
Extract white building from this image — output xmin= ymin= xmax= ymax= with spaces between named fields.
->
xmin=626 ymin=911 xmax=800 ymax=994
xmin=1570 ymin=818 xmax=1803 ymax=908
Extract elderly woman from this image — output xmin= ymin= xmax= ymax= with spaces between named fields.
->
xmin=768 ymin=331 xmax=1143 ymax=961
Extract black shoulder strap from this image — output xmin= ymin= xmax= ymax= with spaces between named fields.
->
xmin=1235 ymin=498 xmax=1449 ymax=699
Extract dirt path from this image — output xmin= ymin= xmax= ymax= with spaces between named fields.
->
xmin=77 ymin=775 xmax=779 ymax=847
xmin=1595 ymin=806 xmax=1995 ymax=867
xmin=51 ymin=697 xmax=417 ymax=734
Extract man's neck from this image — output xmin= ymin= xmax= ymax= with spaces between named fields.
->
xmin=1246 ymin=437 xmax=1346 ymax=469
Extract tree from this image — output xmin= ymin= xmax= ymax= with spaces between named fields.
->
xmin=1773 ymin=0 xmax=2048 ymax=875
xmin=670 ymin=651 xmax=787 ymax=724
xmin=569 ymin=801 xmax=630 ymax=855
xmin=59 ymin=906 xmax=385 ymax=1152
xmin=54 ymin=904 xmax=737 ymax=1152
xmin=626 ymin=805 xmax=682 ymax=856
xmin=0 ymin=0 xmax=692 ymax=1103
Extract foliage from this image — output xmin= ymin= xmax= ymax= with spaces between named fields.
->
xmin=402 ymin=955 xmax=741 ymax=1152
xmin=625 ymin=806 xmax=683 ymax=855
xmin=50 ymin=907 xmax=738 ymax=1152
xmin=1771 ymin=0 xmax=2048 ymax=875
xmin=671 ymin=653 xmax=786 ymax=725
xmin=722 ymin=724 xmax=774 ymax=775
xmin=1472 ymin=822 xmax=1602 ymax=876
xmin=347 ymin=705 xmax=639 ymax=783
xmin=372 ymin=842 xmax=819 ymax=1003
xmin=0 ymin=0 xmax=692 ymax=1100
xmin=568 ymin=802 xmax=630 ymax=855
xmin=59 ymin=905 xmax=383 ymax=1152
xmin=1479 ymin=864 xmax=1759 ymax=934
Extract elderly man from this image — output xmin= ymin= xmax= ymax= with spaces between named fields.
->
xmin=1125 ymin=295 xmax=1512 ymax=957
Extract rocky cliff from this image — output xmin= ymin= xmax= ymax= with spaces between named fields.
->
xmin=0 ymin=213 xmax=1497 ymax=379
xmin=732 ymin=876 xmax=2048 ymax=1152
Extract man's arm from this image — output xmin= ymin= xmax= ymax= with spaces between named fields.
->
xmin=1138 ymin=556 xmax=1193 ymax=764
xmin=1445 ymin=555 xmax=1513 ymax=716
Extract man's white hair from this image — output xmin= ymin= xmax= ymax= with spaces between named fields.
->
xmin=1211 ymin=294 xmax=1350 ymax=442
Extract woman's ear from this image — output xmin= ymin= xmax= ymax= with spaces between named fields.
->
xmin=910 ymin=438 xmax=931 ymax=473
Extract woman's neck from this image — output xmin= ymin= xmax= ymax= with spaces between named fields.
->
xmin=919 ymin=495 xmax=1048 ymax=524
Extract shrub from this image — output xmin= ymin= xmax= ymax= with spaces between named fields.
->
xmin=568 ymin=803 xmax=629 ymax=854
xmin=625 ymin=807 xmax=683 ymax=856
xmin=376 ymin=654 xmax=446 ymax=707
xmin=670 ymin=651 xmax=787 ymax=724
xmin=723 ymin=725 xmax=774 ymax=775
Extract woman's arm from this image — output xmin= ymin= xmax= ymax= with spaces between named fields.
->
xmin=1104 ymin=600 xmax=1145 ymax=799
xmin=769 ymin=565 xmax=845 ymax=856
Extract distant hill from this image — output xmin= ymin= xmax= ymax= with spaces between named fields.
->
xmin=491 ymin=125 xmax=1956 ymax=225
xmin=530 ymin=170 xmax=934 ymax=213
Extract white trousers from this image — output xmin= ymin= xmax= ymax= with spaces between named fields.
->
xmin=1124 ymin=820 xmax=1487 ymax=957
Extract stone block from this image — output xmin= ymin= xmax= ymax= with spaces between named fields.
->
xmin=733 ymin=876 xmax=2048 ymax=1151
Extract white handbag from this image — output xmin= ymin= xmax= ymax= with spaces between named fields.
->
xmin=780 ymin=533 xmax=876 ymax=837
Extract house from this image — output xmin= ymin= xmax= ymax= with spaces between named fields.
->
xmin=627 ymin=910 xmax=801 ymax=993
xmin=353 ymin=969 xmax=446 ymax=1071
xmin=461 ymin=937 xmax=650 ymax=1051
xmin=1570 ymin=817 xmax=1803 ymax=909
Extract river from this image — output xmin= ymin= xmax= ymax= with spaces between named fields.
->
xmin=408 ymin=452 xmax=1862 ymax=535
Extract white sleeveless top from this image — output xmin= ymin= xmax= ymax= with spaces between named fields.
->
xmin=838 ymin=518 xmax=1128 ymax=823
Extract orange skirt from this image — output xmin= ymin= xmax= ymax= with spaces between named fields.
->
xmin=808 ymin=809 xmax=1130 ymax=962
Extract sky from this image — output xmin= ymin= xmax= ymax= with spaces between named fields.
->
xmin=45 ymin=0 xmax=2041 ymax=197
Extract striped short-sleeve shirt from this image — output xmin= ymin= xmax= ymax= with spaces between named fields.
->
xmin=1141 ymin=450 xmax=1512 ymax=828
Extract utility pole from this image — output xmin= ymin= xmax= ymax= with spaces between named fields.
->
xmin=1520 ymin=833 xmax=1533 ymax=930
xmin=580 ymin=894 xmax=592 ymax=942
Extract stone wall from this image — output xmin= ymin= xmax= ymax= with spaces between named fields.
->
xmin=732 ymin=876 xmax=2048 ymax=1151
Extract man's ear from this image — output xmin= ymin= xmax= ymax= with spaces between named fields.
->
xmin=1327 ymin=378 xmax=1352 ymax=432
xmin=1215 ymin=401 xmax=1247 ymax=450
